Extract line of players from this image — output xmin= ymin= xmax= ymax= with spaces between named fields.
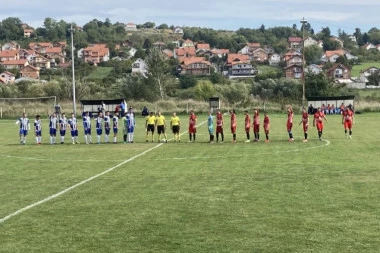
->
xmin=15 ymin=105 xmax=355 ymax=145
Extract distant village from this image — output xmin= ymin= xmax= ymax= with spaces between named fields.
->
xmin=1 ymin=22 xmax=380 ymax=89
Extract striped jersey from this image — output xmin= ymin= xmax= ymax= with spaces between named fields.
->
xmin=68 ymin=117 xmax=78 ymax=130
xmin=126 ymin=113 xmax=135 ymax=127
xmin=34 ymin=119 xmax=42 ymax=131
xmin=95 ymin=116 xmax=103 ymax=129
xmin=59 ymin=117 xmax=67 ymax=130
xmin=104 ymin=115 xmax=110 ymax=128
xmin=49 ymin=116 xmax=58 ymax=129
xmin=83 ymin=116 xmax=91 ymax=129
xmin=113 ymin=115 xmax=118 ymax=128
xmin=18 ymin=117 xmax=30 ymax=130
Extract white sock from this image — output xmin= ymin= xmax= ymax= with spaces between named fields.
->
xmin=50 ymin=136 xmax=53 ymax=144
xmin=97 ymin=135 xmax=100 ymax=143
xmin=36 ymin=137 xmax=39 ymax=143
xmin=84 ymin=135 xmax=88 ymax=143
xmin=113 ymin=137 xmax=117 ymax=142
xmin=89 ymin=135 xmax=92 ymax=142
xmin=105 ymin=135 xmax=108 ymax=142
xmin=53 ymin=137 xmax=56 ymax=143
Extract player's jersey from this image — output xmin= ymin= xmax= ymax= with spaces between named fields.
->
xmin=49 ymin=116 xmax=58 ymax=129
xmin=68 ymin=118 xmax=78 ymax=130
xmin=127 ymin=113 xmax=135 ymax=126
xmin=83 ymin=116 xmax=91 ymax=129
xmin=156 ymin=115 xmax=165 ymax=126
xmin=59 ymin=117 xmax=67 ymax=130
xmin=343 ymin=110 xmax=353 ymax=122
xmin=302 ymin=112 xmax=308 ymax=124
xmin=146 ymin=115 xmax=156 ymax=125
xmin=189 ymin=114 xmax=197 ymax=127
xmin=171 ymin=116 xmax=180 ymax=126
xmin=230 ymin=113 xmax=236 ymax=127
xmin=113 ymin=115 xmax=118 ymax=128
xmin=287 ymin=111 xmax=294 ymax=124
xmin=18 ymin=117 xmax=29 ymax=130
xmin=245 ymin=115 xmax=251 ymax=129
xmin=216 ymin=113 xmax=223 ymax=126
xmin=264 ymin=116 xmax=270 ymax=126
xmin=104 ymin=115 xmax=110 ymax=128
xmin=253 ymin=113 xmax=260 ymax=125
xmin=95 ymin=117 xmax=103 ymax=130
xmin=34 ymin=119 xmax=42 ymax=131
xmin=314 ymin=111 xmax=325 ymax=123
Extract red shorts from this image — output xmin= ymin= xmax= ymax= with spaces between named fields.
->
xmin=263 ymin=126 xmax=269 ymax=134
xmin=231 ymin=126 xmax=236 ymax=134
xmin=245 ymin=127 xmax=250 ymax=133
xmin=316 ymin=122 xmax=323 ymax=131
xmin=287 ymin=122 xmax=293 ymax=131
xmin=216 ymin=126 xmax=223 ymax=133
xmin=344 ymin=121 xmax=352 ymax=129
xmin=253 ymin=124 xmax=260 ymax=133
xmin=188 ymin=126 xmax=196 ymax=134
xmin=303 ymin=123 xmax=308 ymax=133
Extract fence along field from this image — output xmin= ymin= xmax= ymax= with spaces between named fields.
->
xmin=0 ymin=113 xmax=380 ymax=252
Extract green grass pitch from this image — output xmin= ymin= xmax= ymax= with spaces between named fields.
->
xmin=0 ymin=112 xmax=380 ymax=252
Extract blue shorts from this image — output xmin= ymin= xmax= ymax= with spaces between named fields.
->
xmin=113 ymin=127 xmax=118 ymax=134
xmin=128 ymin=126 xmax=134 ymax=133
xmin=19 ymin=129 xmax=28 ymax=136
xmin=50 ymin=128 xmax=57 ymax=135
xmin=71 ymin=130 xmax=78 ymax=137
xmin=35 ymin=130 xmax=41 ymax=136
xmin=96 ymin=129 xmax=102 ymax=135
xmin=84 ymin=128 xmax=91 ymax=135
xmin=60 ymin=130 xmax=66 ymax=136
xmin=105 ymin=128 xmax=110 ymax=135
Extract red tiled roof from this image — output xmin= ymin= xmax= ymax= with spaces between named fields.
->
xmin=196 ymin=43 xmax=210 ymax=50
xmin=325 ymin=49 xmax=345 ymax=58
xmin=288 ymin=37 xmax=303 ymax=43
xmin=227 ymin=54 xmax=250 ymax=64
xmin=0 ymin=50 xmax=18 ymax=57
xmin=21 ymin=65 xmax=39 ymax=71
xmin=175 ymin=47 xmax=196 ymax=57
xmin=163 ymin=49 xmax=174 ymax=58
xmin=1 ymin=59 xmax=28 ymax=65
xmin=181 ymin=57 xmax=211 ymax=67
xmin=247 ymin=42 xmax=261 ymax=48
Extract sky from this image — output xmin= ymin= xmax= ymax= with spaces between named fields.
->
xmin=1 ymin=0 xmax=379 ymax=35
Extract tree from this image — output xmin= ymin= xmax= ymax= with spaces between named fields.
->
xmin=144 ymin=47 xmax=172 ymax=100
xmin=367 ymin=70 xmax=380 ymax=86
xmin=157 ymin=23 xmax=169 ymax=29
xmin=179 ymin=75 xmax=197 ymax=89
xmin=143 ymin=38 xmax=152 ymax=49
xmin=304 ymin=45 xmax=323 ymax=65
xmin=142 ymin=22 xmax=155 ymax=29
xmin=194 ymin=80 xmax=215 ymax=101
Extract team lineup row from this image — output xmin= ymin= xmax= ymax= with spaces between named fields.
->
xmin=14 ymin=106 xmax=355 ymax=145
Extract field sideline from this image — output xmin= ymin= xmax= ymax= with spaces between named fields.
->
xmin=0 ymin=112 xmax=380 ymax=252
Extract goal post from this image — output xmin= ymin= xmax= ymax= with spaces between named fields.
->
xmin=0 ymin=96 xmax=57 ymax=119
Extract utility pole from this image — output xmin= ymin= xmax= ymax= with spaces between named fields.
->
xmin=300 ymin=17 xmax=307 ymax=106
xmin=69 ymin=24 xmax=76 ymax=116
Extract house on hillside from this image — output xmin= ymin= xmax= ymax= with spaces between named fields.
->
xmin=20 ymin=65 xmax=40 ymax=79
xmin=174 ymin=46 xmax=196 ymax=59
xmin=251 ymin=48 xmax=268 ymax=63
xmin=0 ymin=71 xmax=16 ymax=84
xmin=182 ymin=39 xmax=195 ymax=47
xmin=269 ymin=54 xmax=281 ymax=66
xmin=196 ymin=43 xmax=211 ymax=54
xmin=288 ymin=37 xmax=303 ymax=50
xmin=131 ymin=58 xmax=148 ymax=76
xmin=361 ymin=43 xmax=376 ymax=50
xmin=304 ymin=37 xmax=318 ymax=47
xmin=285 ymin=54 xmax=303 ymax=67
xmin=305 ymin=64 xmax=323 ymax=74
xmin=1 ymin=42 xmax=20 ymax=51
xmin=284 ymin=64 xmax=303 ymax=79
xmin=125 ymin=22 xmax=137 ymax=31
xmin=331 ymin=36 xmax=344 ymax=48
xmin=359 ymin=66 xmax=380 ymax=83
xmin=322 ymin=49 xmax=357 ymax=63
xmin=326 ymin=63 xmax=351 ymax=82
xmin=23 ymin=28 xmax=34 ymax=38
xmin=178 ymin=57 xmax=212 ymax=75
xmin=33 ymin=55 xmax=51 ymax=69
xmin=173 ymin=26 xmax=184 ymax=34
xmin=239 ymin=42 xmax=261 ymax=55
xmin=19 ymin=49 xmax=36 ymax=62
xmin=0 ymin=50 xmax=20 ymax=62
xmin=79 ymin=44 xmax=110 ymax=64
xmin=225 ymin=54 xmax=255 ymax=77
xmin=1 ymin=59 xmax=28 ymax=70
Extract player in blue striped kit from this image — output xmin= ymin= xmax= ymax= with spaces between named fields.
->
xmin=34 ymin=115 xmax=42 ymax=145
xmin=59 ymin=113 xmax=68 ymax=144
xmin=112 ymin=112 xmax=119 ymax=143
xmin=123 ymin=107 xmax=136 ymax=143
xmin=104 ymin=111 xmax=111 ymax=143
xmin=49 ymin=112 xmax=58 ymax=145
xmin=15 ymin=113 xmax=30 ymax=145
xmin=68 ymin=113 xmax=79 ymax=144
xmin=83 ymin=111 xmax=92 ymax=144
xmin=95 ymin=112 xmax=103 ymax=144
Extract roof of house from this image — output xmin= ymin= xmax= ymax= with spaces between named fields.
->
xmin=196 ymin=43 xmax=210 ymax=50
xmin=360 ymin=66 xmax=380 ymax=73
xmin=327 ymin=63 xmax=350 ymax=72
xmin=163 ymin=49 xmax=174 ymax=58
xmin=211 ymin=48 xmax=229 ymax=54
xmin=247 ymin=42 xmax=261 ymax=48
xmin=42 ymin=47 xmax=63 ymax=54
xmin=21 ymin=65 xmax=39 ymax=71
xmin=0 ymin=50 xmax=19 ymax=57
xmin=175 ymin=47 xmax=196 ymax=57
xmin=324 ymin=49 xmax=345 ymax=58
xmin=1 ymin=59 xmax=28 ymax=65
xmin=181 ymin=57 xmax=211 ymax=67
xmin=1 ymin=71 xmax=15 ymax=76
xmin=227 ymin=54 xmax=250 ymax=64
xmin=288 ymin=37 xmax=303 ymax=43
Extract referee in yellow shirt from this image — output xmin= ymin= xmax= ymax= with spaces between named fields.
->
xmin=155 ymin=110 xmax=168 ymax=143
xmin=145 ymin=111 xmax=156 ymax=142
xmin=170 ymin=112 xmax=181 ymax=142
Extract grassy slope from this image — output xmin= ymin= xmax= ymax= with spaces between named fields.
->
xmin=0 ymin=113 xmax=380 ymax=252
xmin=351 ymin=62 xmax=380 ymax=77
xmin=86 ymin=67 xmax=114 ymax=80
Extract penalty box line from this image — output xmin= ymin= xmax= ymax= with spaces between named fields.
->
xmin=0 ymin=120 xmax=206 ymax=225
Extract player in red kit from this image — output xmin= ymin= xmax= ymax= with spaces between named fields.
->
xmin=299 ymin=107 xmax=309 ymax=142
xmin=313 ymin=107 xmax=328 ymax=140
xmin=342 ymin=107 xmax=354 ymax=139
xmin=252 ymin=109 xmax=260 ymax=142
xmin=286 ymin=106 xmax=294 ymax=141
xmin=244 ymin=110 xmax=251 ymax=142
xmin=263 ymin=112 xmax=270 ymax=142
xmin=188 ymin=110 xmax=197 ymax=142
xmin=230 ymin=109 xmax=237 ymax=143
xmin=216 ymin=109 xmax=224 ymax=143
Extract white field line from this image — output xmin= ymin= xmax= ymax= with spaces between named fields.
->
xmin=0 ymin=120 xmax=207 ymax=225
